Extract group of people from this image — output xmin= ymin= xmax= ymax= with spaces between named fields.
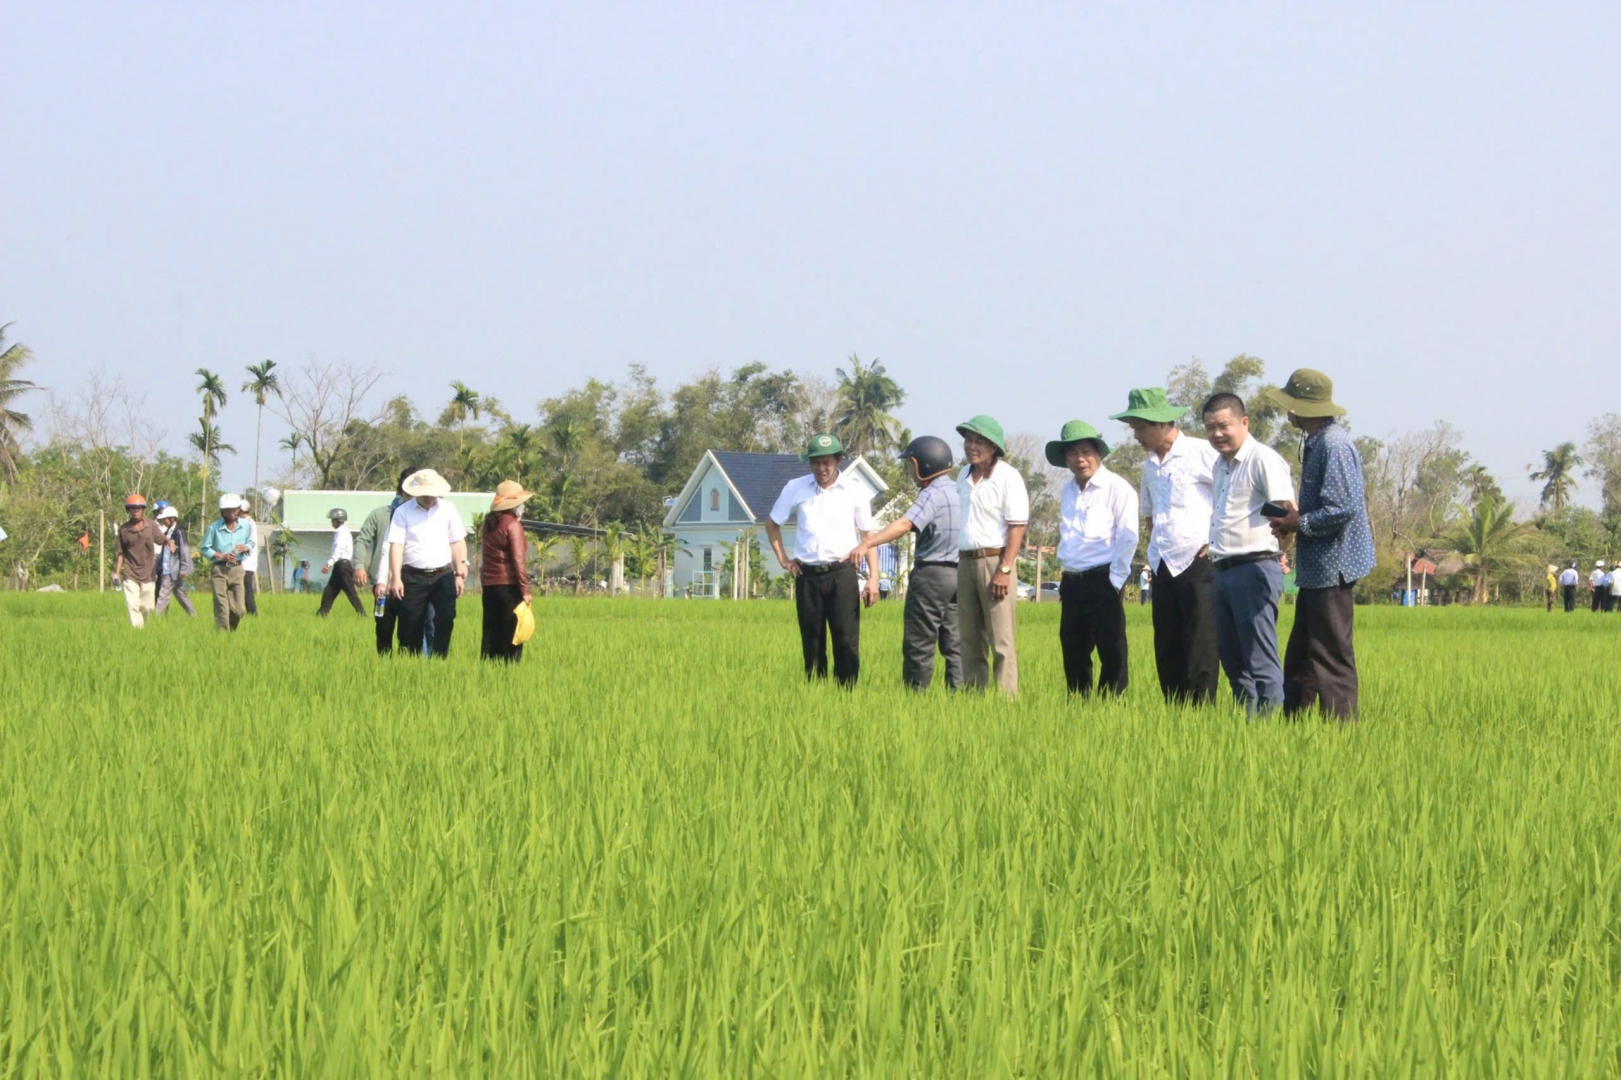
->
xmin=1553 ymin=561 xmax=1621 ymax=613
xmin=115 ymin=492 xmax=264 ymax=629
xmin=769 ymin=368 xmax=1376 ymax=720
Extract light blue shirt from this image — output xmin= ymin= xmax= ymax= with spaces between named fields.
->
xmin=199 ymin=517 xmax=255 ymax=564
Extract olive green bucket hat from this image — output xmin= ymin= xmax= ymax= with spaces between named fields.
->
xmin=1266 ymin=368 xmax=1346 ymax=417
xmin=801 ymin=432 xmax=844 ymax=460
xmin=1108 ymin=387 xmax=1187 ymax=425
xmin=1045 ymin=420 xmax=1111 ymax=467
xmin=955 ymin=414 xmax=1006 ymax=453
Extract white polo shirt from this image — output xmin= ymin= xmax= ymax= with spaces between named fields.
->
xmin=957 ymin=460 xmax=1030 ymax=551
xmin=328 ymin=524 xmax=354 ymax=564
xmin=1140 ymin=432 xmax=1219 ymax=577
xmin=1559 ymin=567 xmax=1579 ymax=587
xmin=1209 ymin=436 xmax=1295 ymax=559
xmin=386 ymin=498 xmax=468 ymax=570
xmin=1056 ymin=465 xmax=1139 ymax=588
xmin=769 ymin=471 xmax=875 ymax=565
xmin=1591 ymin=568 xmax=1608 ymax=589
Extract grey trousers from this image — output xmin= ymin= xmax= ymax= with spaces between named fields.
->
xmin=902 ymin=563 xmax=963 ymax=690
xmin=154 ymin=574 xmax=196 ymax=616
xmin=1213 ymin=558 xmax=1284 ymax=715
xmin=1284 ymin=581 xmax=1358 ymax=720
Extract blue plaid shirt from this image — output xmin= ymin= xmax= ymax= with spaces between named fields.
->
xmin=1295 ymin=418 xmax=1376 ymax=589
xmin=905 ymin=475 xmax=961 ymax=563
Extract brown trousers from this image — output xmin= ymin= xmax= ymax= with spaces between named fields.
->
xmin=957 ymin=557 xmax=1018 ymax=695
xmin=1283 ymin=581 xmax=1358 ymax=720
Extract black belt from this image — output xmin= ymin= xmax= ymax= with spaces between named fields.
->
xmin=1212 ymin=551 xmax=1279 ymax=572
xmin=1062 ymin=565 xmax=1111 ymax=579
xmin=914 ymin=559 xmax=958 ymax=569
xmin=402 ymin=563 xmax=453 ymax=581
xmin=799 ymin=562 xmax=851 ymax=575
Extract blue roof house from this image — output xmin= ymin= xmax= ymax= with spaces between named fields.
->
xmin=661 ymin=450 xmax=888 ymax=598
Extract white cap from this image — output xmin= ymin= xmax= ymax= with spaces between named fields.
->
xmin=156 ymin=505 xmax=179 ymax=520
xmin=218 ymin=493 xmax=242 ymax=511
xmin=1599 ymin=560 xmax=1607 ymax=567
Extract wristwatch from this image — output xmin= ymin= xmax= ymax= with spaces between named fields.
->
xmin=997 ymin=564 xmax=1012 ymax=576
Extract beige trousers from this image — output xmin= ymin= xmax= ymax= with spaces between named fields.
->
xmin=957 ymin=557 xmax=1019 ymax=694
xmin=211 ymin=563 xmax=246 ymax=631
xmin=122 ymin=579 xmax=156 ymax=628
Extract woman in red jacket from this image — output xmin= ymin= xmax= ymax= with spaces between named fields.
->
xmin=480 ymin=481 xmax=533 ymax=662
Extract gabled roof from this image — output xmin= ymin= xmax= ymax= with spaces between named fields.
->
xmin=662 ymin=451 xmax=889 ymax=528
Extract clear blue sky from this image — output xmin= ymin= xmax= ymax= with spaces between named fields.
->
xmin=5 ymin=3 xmax=1618 ymax=504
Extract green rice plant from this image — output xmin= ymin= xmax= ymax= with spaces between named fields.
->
xmin=2 ymin=593 xmax=1620 ymax=1076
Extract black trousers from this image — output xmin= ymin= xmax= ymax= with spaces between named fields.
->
xmin=318 ymin=559 xmax=365 ymax=615
xmin=795 ymin=563 xmax=861 ymax=685
xmin=1151 ymin=557 xmax=1219 ymax=705
xmin=1564 ymin=584 xmax=1577 ymax=612
xmin=397 ymin=567 xmax=458 ymax=657
xmin=243 ymin=570 xmax=258 ymax=615
xmin=1593 ymin=589 xmax=1605 ymax=613
xmin=1283 ymin=580 xmax=1359 ymax=720
xmin=1059 ymin=567 xmax=1128 ymax=696
xmin=375 ymin=592 xmax=401 ymax=654
xmin=481 ymin=584 xmax=526 ymax=662
xmin=902 ymin=563 xmax=962 ymax=690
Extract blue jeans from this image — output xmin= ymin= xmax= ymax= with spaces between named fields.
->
xmin=1214 ymin=558 xmax=1284 ymax=715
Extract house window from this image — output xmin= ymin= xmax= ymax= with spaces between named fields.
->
xmin=710 ymin=489 xmax=720 ymax=511
xmin=702 ymin=547 xmax=713 ymax=572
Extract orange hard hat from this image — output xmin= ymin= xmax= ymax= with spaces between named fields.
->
xmin=124 ymin=492 xmax=148 ymax=507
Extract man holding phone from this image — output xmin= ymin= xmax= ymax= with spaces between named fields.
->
xmin=199 ymin=493 xmax=255 ymax=632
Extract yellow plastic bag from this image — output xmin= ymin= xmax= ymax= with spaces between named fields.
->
xmin=512 ymin=601 xmax=535 ymax=646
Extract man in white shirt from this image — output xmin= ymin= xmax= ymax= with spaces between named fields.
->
xmin=765 ymin=433 xmax=879 ymax=686
xmin=955 ymin=415 xmax=1029 ymax=695
xmin=1604 ymin=562 xmax=1619 ymax=613
xmin=317 ymin=507 xmax=366 ymax=616
xmin=238 ymin=502 xmax=261 ymax=616
xmin=1558 ymin=562 xmax=1580 ymax=612
xmin=1591 ymin=561 xmax=1608 ymax=613
xmin=1048 ymin=421 xmax=1138 ymax=697
xmin=1204 ymin=393 xmax=1296 ymax=715
xmin=1113 ymin=386 xmax=1222 ymax=705
xmin=387 ymin=469 xmax=470 ymax=658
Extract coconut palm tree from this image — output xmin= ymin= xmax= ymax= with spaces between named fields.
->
xmin=497 ymin=424 xmax=538 ymax=485
xmin=445 ymin=381 xmax=483 ymax=452
xmin=241 ymin=360 xmax=281 ymax=502
xmin=188 ymin=421 xmax=236 ymax=472
xmin=530 ymin=533 xmax=562 ymax=593
xmin=195 ymin=369 xmax=228 ymax=531
xmin=0 ymin=323 xmax=39 ymax=482
xmin=1446 ymin=497 xmax=1529 ymax=604
xmin=832 ymin=355 xmax=906 ymax=457
xmin=1529 ymin=442 xmax=1582 ymax=516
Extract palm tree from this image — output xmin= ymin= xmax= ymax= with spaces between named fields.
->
xmin=188 ymin=420 xmax=236 ymax=473
xmin=1529 ymin=442 xmax=1582 ymax=516
xmin=445 ymin=382 xmax=483 ymax=451
xmin=832 ymin=355 xmax=906 ymax=457
xmin=530 ymin=533 xmax=562 ymax=593
xmin=497 ymin=424 xmax=538 ymax=484
xmin=600 ymin=523 xmax=626 ymax=596
xmin=566 ymin=535 xmax=590 ymax=596
xmin=0 ymin=323 xmax=39 ymax=482
xmin=1446 ymin=498 xmax=1528 ymax=604
xmin=195 ymin=369 xmax=228 ymax=532
xmin=1463 ymin=463 xmax=1502 ymax=508
xmin=241 ymin=360 xmax=281 ymax=502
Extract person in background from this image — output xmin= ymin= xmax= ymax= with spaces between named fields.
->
xmin=317 ymin=508 xmax=366 ymax=616
xmin=1559 ymin=562 xmax=1579 ymax=612
xmin=845 ymin=434 xmax=962 ymax=691
xmin=1114 ymin=386 xmax=1221 ymax=706
xmin=1606 ymin=562 xmax=1619 ymax=613
xmin=153 ymin=504 xmax=196 ymax=616
xmin=1265 ymin=370 xmax=1376 ymax=721
xmin=1591 ymin=561 xmax=1608 ymax=613
xmin=354 ymin=467 xmax=417 ymax=654
xmin=765 ymin=434 xmax=880 ymax=687
xmin=1204 ymin=393 xmax=1295 ymax=715
xmin=114 ymin=493 xmax=169 ymax=629
xmin=387 ymin=469 xmax=469 ymax=658
xmin=199 ymin=493 xmax=253 ymax=632
xmin=238 ymin=500 xmax=260 ymax=615
xmin=293 ymin=561 xmax=307 ymax=593
xmin=1546 ymin=564 xmax=1559 ymax=613
xmin=480 ymin=480 xmax=534 ymax=662
xmin=1049 ymin=421 xmax=1138 ymax=698
xmin=1139 ymin=566 xmax=1152 ymax=605
xmin=955 ymin=416 xmax=1028 ymax=695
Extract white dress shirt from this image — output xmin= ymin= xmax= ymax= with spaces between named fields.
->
xmin=1609 ymin=572 xmax=1620 ymax=596
xmin=1209 ymin=436 xmax=1296 ymax=559
xmin=240 ymin=518 xmax=260 ymax=575
xmin=769 ymin=472 xmax=875 ymax=565
xmin=1140 ymin=433 xmax=1219 ymax=577
xmin=328 ymin=524 xmax=354 ymax=564
xmin=1056 ymin=466 xmax=1139 ymax=589
xmin=1591 ymin=568 xmax=1608 ymax=589
xmin=1559 ymin=568 xmax=1579 ymax=587
xmin=387 ymin=498 xmax=468 ymax=569
xmin=957 ymin=460 xmax=1030 ymax=551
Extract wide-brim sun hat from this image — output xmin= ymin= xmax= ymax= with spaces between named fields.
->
xmin=1109 ymin=387 xmax=1187 ymax=425
xmin=492 ymin=480 xmax=535 ymax=512
xmin=217 ymin=493 xmax=242 ymax=511
xmin=1265 ymin=368 xmax=1347 ymax=418
xmin=800 ymin=433 xmax=844 ymax=460
xmin=401 ymin=469 xmax=453 ymax=499
xmin=1045 ymin=420 xmax=1112 ymax=467
xmin=955 ymin=415 xmax=1007 ymax=454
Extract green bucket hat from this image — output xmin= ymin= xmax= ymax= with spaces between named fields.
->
xmin=1045 ymin=420 xmax=1111 ymax=467
xmin=1108 ymin=387 xmax=1187 ymax=425
xmin=955 ymin=414 xmax=1006 ymax=454
xmin=1266 ymin=368 xmax=1346 ymax=417
xmin=801 ymin=432 xmax=844 ymax=460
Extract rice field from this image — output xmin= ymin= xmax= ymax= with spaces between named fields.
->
xmin=2 ymin=592 xmax=1620 ymax=1076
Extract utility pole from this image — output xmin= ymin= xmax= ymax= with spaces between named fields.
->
xmin=98 ymin=510 xmax=106 ymax=593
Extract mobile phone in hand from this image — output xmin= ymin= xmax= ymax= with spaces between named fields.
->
xmin=1260 ymin=501 xmax=1290 ymax=519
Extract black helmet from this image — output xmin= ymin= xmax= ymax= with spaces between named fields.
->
xmin=900 ymin=435 xmax=955 ymax=482
xmin=329 ymin=508 xmax=348 ymax=524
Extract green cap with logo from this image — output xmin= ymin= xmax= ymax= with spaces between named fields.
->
xmin=1045 ymin=420 xmax=1112 ymax=467
xmin=1265 ymin=368 xmax=1346 ymax=417
xmin=955 ymin=414 xmax=1007 ymax=454
xmin=1109 ymin=387 xmax=1187 ymax=424
xmin=801 ymin=432 xmax=844 ymax=460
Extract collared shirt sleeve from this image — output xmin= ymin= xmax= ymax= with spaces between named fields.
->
xmin=1258 ymin=447 xmax=1296 ymax=505
xmin=1299 ymin=435 xmax=1363 ymax=540
xmin=443 ymin=504 xmax=467 ymax=548
xmin=353 ymin=511 xmax=378 ymax=574
xmin=768 ymin=479 xmax=800 ymax=527
xmin=1138 ymin=464 xmax=1153 ymax=520
xmin=1109 ymin=478 xmax=1140 ymax=590
xmin=853 ymin=491 xmax=875 ymax=533
xmin=904 ymin=486 xmax=935 ymax=532
xmin=198 ymin=521 xmax=220 ymax=561
xmin=1002 ymin=466 xmax=1030 ymax=524
xmin=386 ymin=506 xmax=407 ymax=547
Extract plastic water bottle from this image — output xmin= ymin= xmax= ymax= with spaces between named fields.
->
xmin=374 ymin=593 xmax=387 ymax=619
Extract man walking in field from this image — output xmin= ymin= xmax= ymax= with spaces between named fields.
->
xmin=1559 ymin=562 xmax=1579 ymax=612
xmin=1608 ymin=562 xmax=1620 ymax=613
xmin=199 ymin=493 xmax=254 ymax=632
xmin=354 ymin=467 xmax=417 ymax=653
xmin=1204 ymin=393 xmax=1295 ymax=715
xmin=954 ymin=416 xmax=1028 ymax=695
xmin=153 ymin=504 xmax=196 ymax=617
xmin=238 ymin=501 xmax=261 ymax=616
xmin=317 ymin=508 xmax=366 ymax=616
xmin=1591 ymin=561 xmax=1607 ymax=613
xmin=114 ymin=493 xmax=169 ymax=629
xmin=845 ymin=435 xmax=962 ymax=691
xmin=1265 ymin=370 xmax=1376 ymax=720
xmin=1114 ymin=387 xmax=1221 ymax=705
xmin=387 ymin=469 xmax=470 ymax=658
xmin=766 ymin=433 xmax=880 ymax=687
xmin=1049 ymin=421 xmax=1137 ymax=697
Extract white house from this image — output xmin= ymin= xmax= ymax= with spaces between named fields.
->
xmin=270 ymin=489 xmax=492 ymax=591
xmin=661 ymin=450 xmax=889 ymax=597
